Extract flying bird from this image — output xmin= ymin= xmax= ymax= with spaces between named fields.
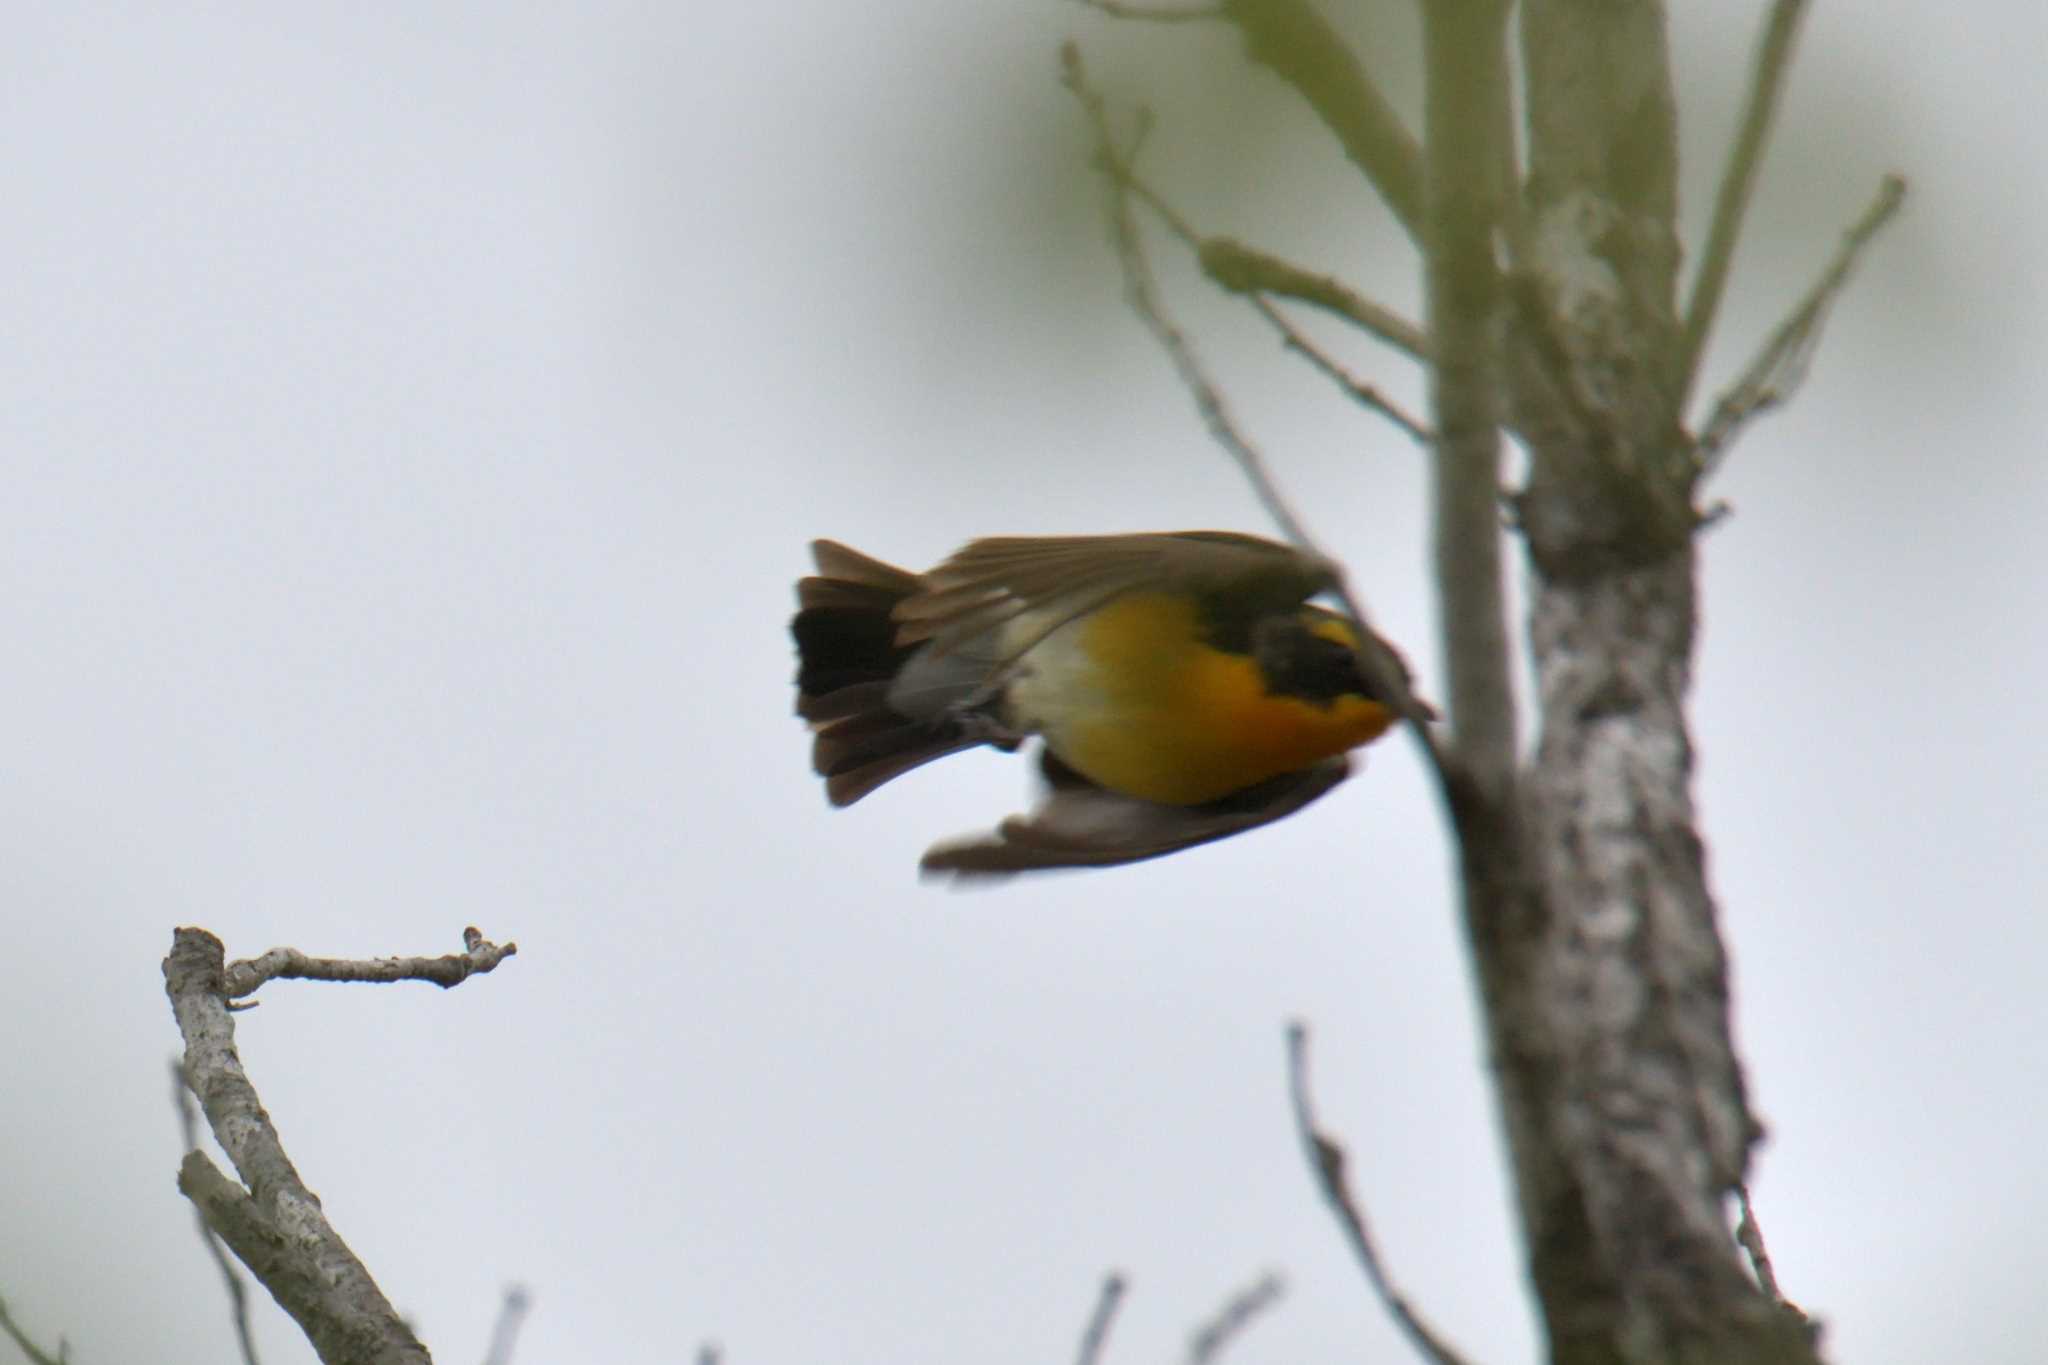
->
xmin=792 ymin=531 xmax=1424 ymax=877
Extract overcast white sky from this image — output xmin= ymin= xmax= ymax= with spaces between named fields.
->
xmin=3 ymin=3 xmax=2043 ymax=1363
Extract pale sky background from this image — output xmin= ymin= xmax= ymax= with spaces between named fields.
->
xmin=3 ymin=3 xmax=2043 ymax=1363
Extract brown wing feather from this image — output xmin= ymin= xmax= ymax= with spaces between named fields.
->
xmin=919 ymin=752 xmax=1353 ymax=879
xmin=894 ymin=531 xmax=1335 ymax=658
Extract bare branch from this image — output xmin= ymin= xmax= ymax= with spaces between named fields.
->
xmin=1073 ymin=0 xmax=1224 ymax=19
xmin=1113 ymin=158 xmax=1430 ymax=429
xmin=1695 ymin=173 xmax=1906 ymax=474
xmin=1186 ymin=1271 xmax=1285 ymax=1365
xmin=1062 ymin=44 xmax=1447 ymax=760
xmin=480 ymin=1286 xmax=532 ymax=1365
xmin=1487 ymin=30 xmax=1529 ymax=270
xmin=1075 ymin=1274 xmax=1128 ymax=1365
xmin=1109 ymin=150 xmax=1428 ymax=366
xmin=1198 ymin=239 xmax=1428 ymax=360
xmin=1220 ymin=0 xmax=1424 ymax=238
xmin=171 ymin=1060 xmax=264 ymax=1365
xmin=0 ymin=1290 xmax=65 ymax=1365
xmin=1733 ymin=1186 xmax=1802 ymax=1311
xmin=1422 ymin=0 xmax=1516 ymax=793
xmin=1077 ymin=102 xmax=1430 ymax=413
xmin=1676 ymin=0 xmax=1811 ymax=412
xmin=222 ymin=925 xmax=518 ymax=998
xmin=166 ymin=926 xmax=432 ymax=1365
xmin=1285 ymin=1023 xmax=1473 ymax=1365
xmin=1249 ymin=296 xmax=1431 ymax=443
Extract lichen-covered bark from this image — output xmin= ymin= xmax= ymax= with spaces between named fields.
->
xmin=1516 ymin=554 xmax=1802 ymax=1365
xmin=1421 ymin=2 xmax=1824 ymax=1361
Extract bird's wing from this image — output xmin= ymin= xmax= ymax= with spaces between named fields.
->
xmin=891 ymin=531 xmax=1336 ymax=659
xmin=918 ymin=749 xmax=1353 ymax=879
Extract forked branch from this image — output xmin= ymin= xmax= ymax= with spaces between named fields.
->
xmin=1197 ymin=238 xmax=1428 ymax=360
xmin=171 ymin=1060 xmax=263 ymax=1365
xmin=1286 ymin=1023 xmax=1473 ymax=1365
xmin=165 ymin=925 xmax=519 ymax=1364
xmin=1695 ymin=174 xmax=1907 ymax=473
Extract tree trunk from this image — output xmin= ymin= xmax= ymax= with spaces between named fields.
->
xmin=1424 ymin=2 xmax=1822 ymax=1360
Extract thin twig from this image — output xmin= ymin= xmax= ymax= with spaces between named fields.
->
xmin=0 ymin=1291 xmax=64 ymax=1365
xmin=1111 ymin=163 xmax=1427 ymax=364
xmin=1062 ymin=44 xmax=1447 ymax=763
xmin=1677 ymin=0 xmax=1811 ymax=411
xmin=1732 ymin=1185 xmax=1782 ymax=1300
xmin=1073 ymin=0 xmax=1224 ymax=19
xmin=1089 ymin=133 xmax=1429 ymax=370
xmin=1734 ymin=1184 xmax=1814 ymax=1337
xmin=222 ymin=925 xmax=518 ymax=998
xmin=171 ymin=1060 xmax=262 ymax=1365
xmin=480 ymin=1285 xmax=533 ymax=1365
xmin=1695 ymin=173 xmax=1906 ymax=474
xmin=1251 ymin=297 xmax=1431 ymax=442
xmin=1187 ymin=1271 xmax=1285 ymax=1364
xmin=1285 ymin=1023 xmax=1473 ymax=1365
xmin=1118 ymin=161 xmax=1428 ymax=430
xmin=1198 ymin=239 xmax=1428 ymax=360
xmin=1075 ymin=1273 xmax=1128 ymax=1365
xmin=1081 ymin=91 xmax=1428 ymax=393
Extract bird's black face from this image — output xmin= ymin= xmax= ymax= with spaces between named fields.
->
xmin=1250 ymin=614 xmax=1378 ymax=706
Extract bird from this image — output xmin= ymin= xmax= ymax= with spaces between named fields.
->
xmin=791 ymin=531 xmax=1425 ymax=877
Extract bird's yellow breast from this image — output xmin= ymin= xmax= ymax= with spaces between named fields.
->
xmin=1004 ymin=592 xmax=1395 ymax=805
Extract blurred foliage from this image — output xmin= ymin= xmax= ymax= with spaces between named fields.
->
xmin=882 ymin=3 xmax=1963 ymax=429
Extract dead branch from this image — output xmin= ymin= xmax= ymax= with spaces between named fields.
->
xmin=1285 ymin=1024 xmax=1473 ymax=1365
xmin=166 ymin=925 xmax=462 ymax=1364
xmin=222 ymin=926 xmax=517 ymax=998
xmin=1677 ymin=0 xmax=1811 ymax=411
xmin=1074 ymin=1273 xmax=1128 ymax=1365
xmin=1695 ymin=174 xmax=1907 ymax=473
xmin=1186 ymin=1270 xmax=1284 ymax=1364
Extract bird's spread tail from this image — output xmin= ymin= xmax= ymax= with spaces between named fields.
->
xmin=793 ymin=541 xmax=1011 ymax=805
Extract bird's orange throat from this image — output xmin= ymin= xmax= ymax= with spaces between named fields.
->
xmin=1013 ymin=592 xmax=1395 ymax=806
